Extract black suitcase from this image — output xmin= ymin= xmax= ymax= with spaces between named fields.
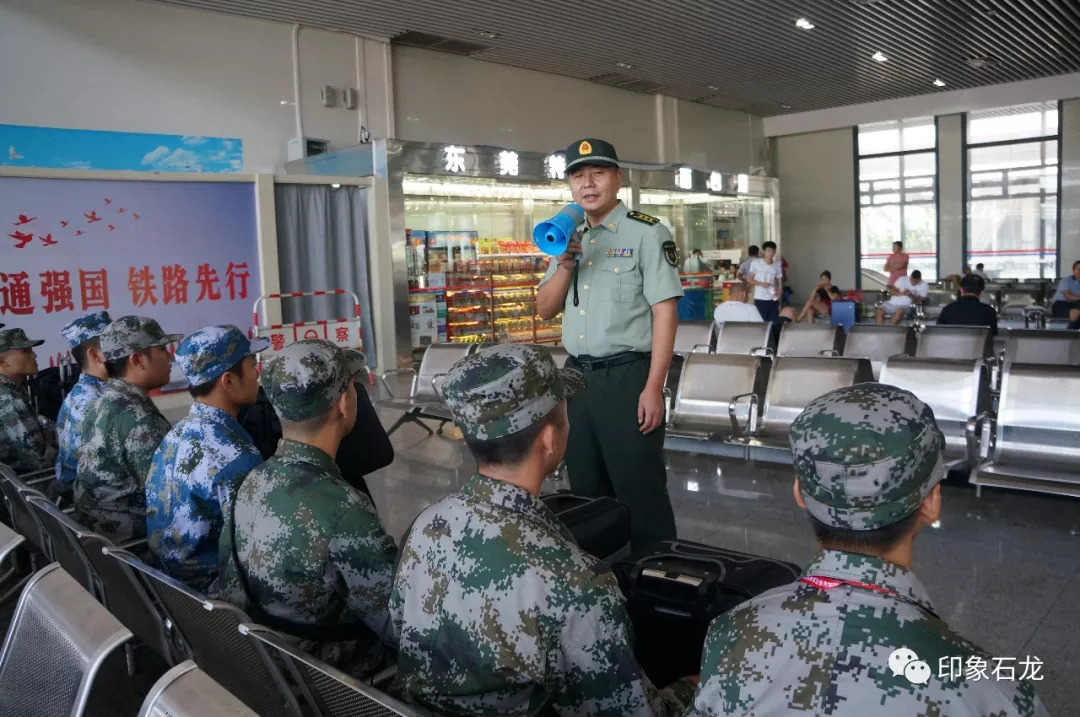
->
xmin=614 ymin=540 xmax=801 ymax=686
xmin=540 ymin=492 xmax=631 ymax=564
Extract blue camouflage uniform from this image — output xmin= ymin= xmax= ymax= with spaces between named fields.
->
xmin=146 ymin=326 xmax=268 ymax=591
xmin=53 ymin=311 xmax=112 ymax=492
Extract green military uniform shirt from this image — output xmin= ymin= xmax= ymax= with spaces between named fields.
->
xmin=540 ymin=201 xmax=684 ymax=358
xmin=0 ymin=374 xmax=57 ymax=473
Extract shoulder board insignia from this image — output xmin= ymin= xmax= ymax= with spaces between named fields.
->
xmin=626 ymin=211 xmax=659 ymax=226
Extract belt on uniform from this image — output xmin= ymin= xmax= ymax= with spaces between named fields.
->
xmin=571 ymin=351 xmax=650 ymax=371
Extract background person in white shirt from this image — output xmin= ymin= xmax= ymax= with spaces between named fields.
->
xmin=713 ymin=283 xmax=763 ymax=323
xmin=875 ymin=270 xmax=929 ymax=325
xmin=748 ymin=241 xmax=782 ymax=321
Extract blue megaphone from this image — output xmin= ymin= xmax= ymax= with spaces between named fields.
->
xmin=532 ymin=203 xmax=585 ymax=256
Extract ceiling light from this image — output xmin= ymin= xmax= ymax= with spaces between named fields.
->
xmin=795 ymin=18 xmax=815 ymax=30
xmin=871 ymin=51 xmax=888 ymax=62
xmin=933 ymin=78 xmax=946 ymax=87
xmin=615 ymin=61 xmax=634 ymax=70
xmin=474 ymin=29 xmax=499 ymax=39
xmin=707 ymin=84 xmax=720 ymax=91
xmin=780 ymin=103 xmax=793 ymax=110
xmin=331 ymin=183 xmax=341 ymax=188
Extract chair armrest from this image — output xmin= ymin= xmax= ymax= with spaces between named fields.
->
xmin=662 ymin=387 xmax=672 ymax=428
xmin=378 ymin=368 xmax=415 ymax=398
xmin=430 ymin=373 xmax=448 ymax=402
xmin=18 ymin=468 xmax=54 ymax=485
xmin=24 ymin=474 xmax=54 ymax=488
xmin=118 ymin=537 xmax=148 ymax=552
xmin=818 ymin=349 xmax=840 ymax=357
xmin=750 ymin=346 xmax=774 ymax=358
xmin=691 ymin=343 xmax=712 ymax=354
xmin=728 ymin=393 xmax=759 ymax=438
xmin=965 ymin=411 xmax=993 ymax=468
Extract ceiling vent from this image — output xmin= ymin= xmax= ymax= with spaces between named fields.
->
xmin=391 ymin=31 xmax=490 ymax=55
xmin=588 ymin=72 xmax=668 ymax=94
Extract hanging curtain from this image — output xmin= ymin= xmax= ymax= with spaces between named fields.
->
xmin=274 ymin=183 xmax=377 ymax=367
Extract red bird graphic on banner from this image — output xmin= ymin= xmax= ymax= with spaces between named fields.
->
xmin=132 ymin=213 xmax=141 ymax=220
xmin=104 ymin=198 xmax=112 ymax=205
xmin=9 ymin=231 xmax=33 ymax=248
xmin=107 ymin=224 xmax=115 ymax=232
xmin=39 ymin=233 xmax=58 ymax=246
xmin=74 ymin=230 xmax=85 ymax=237
xmin=60 ymin=220 xmax=69 ymax=228
xmin=13 ymin=214 xmax=36 ymax=226
xmin=85 ymin=210 xmax=101 ymax=223
xmin=118 ymin=208 xmax=126 ymax=214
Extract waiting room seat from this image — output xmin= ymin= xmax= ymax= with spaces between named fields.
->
xmin=920 ymin=289 xmax=956 ymax=319
xmin=879 ymin=357 xmax=991 ymax=470
xmin=1005 ymin=329 xmax=1080 ymax=365
xmin=25 ymin=496 xmax=99 ymax=597
xmin=106 ymin=548 xmax=302 ymax=717
xmin=0 ymin=466 xmax=50 ymax=558
xmin=377 ymin=343 xmax=475 ymax=436
xmin=673 ymin=320 xmax=715 ymax=355
xmin=970 ymin=363 xmax=1080 ymax=498
xmin=0 ymin=563 xmax=132 ymax=717
xmin=842 ymin=324 xmax=916 ymax=379
xmin=0 ymin=521 xmax=23 ymax=566
xmin=665 ymin=354 xmax=770 ymax=452
xmin=240 ymin=623 xmax=431 ymax=717
xmin=739 ymin=357 xmax=874 ymax=463
xmin=0 ymin=521 xmax=27 ymax=606
xmin=998 ymin=288 xmax=1042 ymax=318
xmin=139 ymin=660 xmax=257 ymax=717
xmin=915 ymin=325 xmax=993 ymax=361
xmin=713 ymin=321 xmax=774 ymax=356
xmin=776 ymin=322 xmax=845 ymax=357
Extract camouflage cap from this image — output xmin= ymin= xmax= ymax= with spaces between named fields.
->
xmin=259 ymin=338 xmax=366 ymax=422
xmin=59 ymin=311 xmax=112 ymax=348
xmin=441 ymin=344 xmax=585 ymax=441
xmin=0 ymin=328 xmax=45 ymax=353
xmin=99 ymin=315 xmax=184 ymax=361
xmin=789 ymin=384 xmax=946 ymax=531
xmin=175 ymin=325 xmax=270 ymax=386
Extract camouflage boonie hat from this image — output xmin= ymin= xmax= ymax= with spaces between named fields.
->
xmin=175 ymin=325 xmax=270 ymax=386
xmin=99 ymin=315 xmax=184 ymax=361
xmin=59 ymin=311 xmax=112 ymax=348
xmin=442 ymin=344 xmax=585 ymax=441
xmin=789 ymin=384 xmax=946 ymax=531
xmin=260 ymin=338 xmax=366 ymax=422
xmin=0 ymin=328 xmax=45 ymax=353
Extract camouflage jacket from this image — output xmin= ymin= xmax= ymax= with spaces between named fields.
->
xmin=55 ymin=373 xmax=107 ymax=484
xmin=146 ymin=402 xmax=262 ymax=591
xmin=687 ymin=549 xmax=1048 ymax=716
xmin=217 ymin=439 xmax=397 ymax=666
xmin=0 ymin=374 xmax=57 ymax=473
xmin=74 ymin=379 xmax=170 ymax=543
xmin=389 ymin=473 xmax=692 ymax=717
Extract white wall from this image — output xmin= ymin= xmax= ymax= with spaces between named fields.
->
xmin=775 ymin=129 xmax=857 ymax=296
xmin=937 ymin=115 xmax=964 ymax=276
xmin=0 ymin=0 xmax=391 ymax=172
xmin=677 ymin=99 xmax=767 ymax=173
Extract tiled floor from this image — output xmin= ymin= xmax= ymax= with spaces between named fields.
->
xmin=368 ymin=403 xmax=1080 ymax=715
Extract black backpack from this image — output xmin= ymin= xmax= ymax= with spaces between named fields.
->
xmin=27 ymin=365 xmax=81 ymax=423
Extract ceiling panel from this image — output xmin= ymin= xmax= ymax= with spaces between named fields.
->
xmin=146 ymin=0 xmax=1080 ymax=115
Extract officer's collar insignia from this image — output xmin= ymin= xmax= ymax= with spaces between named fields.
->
xmin=607 ymin=248 xmax=633 ymax=258
xmin=626 ymin=211 xmax=659 ymax=226
xmin=662 ymin=239 xmax=679 ymax=267
xmin=578 ymin=140 xmax=592 ymax=154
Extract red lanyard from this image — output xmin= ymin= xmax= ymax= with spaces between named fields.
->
xmin=800 ymin=575 xmax=897 ymax=597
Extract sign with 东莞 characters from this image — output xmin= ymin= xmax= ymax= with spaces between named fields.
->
xmin=251 ymin=290 xmax=367 ymax=377
xmin=0 ymin=176 xmax=259 ymax=368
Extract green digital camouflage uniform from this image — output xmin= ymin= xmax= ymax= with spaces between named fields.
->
xmin=687 ymin=384 xmax=1048 ymax=716
xmin=217 ymin=339 xmax=396 ymax=669
xmin=539 ymin=138 xmax=684 ymax=551
xmin=389 ymin=344 xmax=693 ymax=716
xmin=74 ymin=316 xmax=180 ymax=543
xmin=0 ymin=328 xmax=57 ymax=473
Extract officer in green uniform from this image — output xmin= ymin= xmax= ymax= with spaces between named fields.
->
xmin=537 ymin=138 xmax=683 ymax=550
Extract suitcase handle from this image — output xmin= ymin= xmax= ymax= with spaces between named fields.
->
xmin=628 ymin=557 xmax=726 ymax=621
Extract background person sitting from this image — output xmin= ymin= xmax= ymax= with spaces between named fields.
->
xmin=1050 ymin=260 xmax=1080 ymax=324
xmin=974 ymin=263 xmax=989 ymax=280
xmin=875 ymin=270 xmax=928 ymax=325
xmin=937 ymin=274 xmax=998 ymax=334
xmin=796 ymin=271 xmax=833 ymax=323
xmin=713 ymin=282 xmax=763 ymax=323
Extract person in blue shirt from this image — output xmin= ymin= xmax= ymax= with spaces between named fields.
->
xmin=50 ymin=311 xmax=112 ymax=506
xmin=1050 ymin=260 xmax=1080 ymax=324
xmin=146 ymin=325 xmax=267 ymax=591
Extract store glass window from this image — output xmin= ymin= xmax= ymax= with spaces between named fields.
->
xmin=858 ymin=117 xmax=938 ymax=282
xmin=965 ymin=102 xmax=1059 ymax=279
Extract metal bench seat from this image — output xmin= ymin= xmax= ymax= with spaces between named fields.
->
xmin=673 ymin=320 xmax=716 ymax=355
xmin=376 ymin=343 xmax=475 ymax=436
xmin=713 ymin=321 xmax=774 ymax=356
xmin=971 ymin=363 xmax=1080 ymax=498
xmin=139 ymin=660 xmax=257 ymax=717
xmin=1004 ymin=329 xmax=1080 ymax=365
xmin=879 ymin=357 xmax=991 ymax=470
xmin=737 ymin=357 xmax=874 ymax=464
xmin=776 ymin=322 xmax=845 ymax=357
xmin=842 ymin=324 xmax=916 ymax=379
xmin=915 ymin=325 xmax=994 ymax=360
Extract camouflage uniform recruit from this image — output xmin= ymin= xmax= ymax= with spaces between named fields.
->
xmin=74 ymin=316 xmax=180 ymax=543
xmin=54 ymin=311 xmax=112 ymax=487
xmin=0 ymin=328 xmax=57 ymax=472
xmin=390 ymin=344 xmax=693 ymax=716
xmin=146 ymin=326 xmax=268 ymax=591
xmin=217 ymin=339 xmax=396 ymax=667
xmin=687 ymin=385 xmax=1048 ymax=717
